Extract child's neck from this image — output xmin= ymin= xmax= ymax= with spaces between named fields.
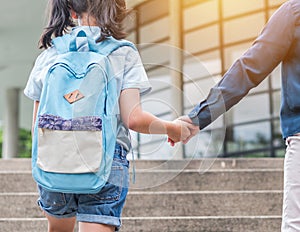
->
xmin=78 ymin=13 xmax=97 ymax=26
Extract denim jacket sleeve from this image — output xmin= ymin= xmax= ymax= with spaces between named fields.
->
xmin=188 ymin=1 xmax=296 ymax=129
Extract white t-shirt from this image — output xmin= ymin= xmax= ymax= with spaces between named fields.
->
xmin=24 ymin=26 xmax=152 ymax=151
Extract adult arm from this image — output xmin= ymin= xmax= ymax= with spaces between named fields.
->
xmin=188 ymin=2 xmax=295 ymax=129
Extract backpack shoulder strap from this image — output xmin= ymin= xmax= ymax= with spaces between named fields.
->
xmin=52 ymin=32 xmax=136 ymax=55
xmin=97 ymin=37 xmax=137 ymax=56
xmin=52 ymin=34 xmax=73 ymax=54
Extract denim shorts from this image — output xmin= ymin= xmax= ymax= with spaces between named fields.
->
xmin=37 ymin=144 xmax=129 ymax=231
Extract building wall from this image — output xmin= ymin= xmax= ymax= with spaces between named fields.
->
xmin=126 ymin=0 xmax=287 ymax=159
xmin=0 ymin=1 xmax=47 ymax=130
xmin=0 ymin=1 xmax=47 ymax=158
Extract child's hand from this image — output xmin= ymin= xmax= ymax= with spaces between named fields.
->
xmin=167 ymin=120 xmax=192 ymax=146
xmin=168 ymin=137 xmax=175 ymax=147
xmin=177 ymin=116 xmax=200 ymax=144
xmin=168 ymin=117 xmax=200 ymax=146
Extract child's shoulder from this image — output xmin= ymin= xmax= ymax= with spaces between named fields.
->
xmin=110 ymin=44 xmax=136 ymax=55
xmin=108 ymin=39 xmax=140 ymax=59
xmin=34 ymin=46 xmax=58 ymax=67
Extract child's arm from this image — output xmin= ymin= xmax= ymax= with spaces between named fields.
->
xmin=119 ymin=88 xmax=191 ymax=143
xmin=32 ymin=101 xmax=39 ymax=135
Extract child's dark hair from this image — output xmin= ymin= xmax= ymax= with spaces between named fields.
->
xmin=39 ymin=0 xmax=128 ymax=49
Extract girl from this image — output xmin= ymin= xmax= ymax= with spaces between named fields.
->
xmin=24 ymin=0 xmax=195 ymax=231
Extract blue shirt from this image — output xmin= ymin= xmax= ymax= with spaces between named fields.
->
xmin=189 ymin=0 xmax=300 ymax=139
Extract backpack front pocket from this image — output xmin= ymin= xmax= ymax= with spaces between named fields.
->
xmin=37 ymin=128 xmax=103 ymax=174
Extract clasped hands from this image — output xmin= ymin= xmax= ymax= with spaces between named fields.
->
xmin=168 ymin=116 xmax=199 ymax=146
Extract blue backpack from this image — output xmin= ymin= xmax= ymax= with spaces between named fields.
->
xmin=32 ymin=30 xmax=134 ymax=194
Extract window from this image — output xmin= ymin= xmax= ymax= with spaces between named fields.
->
xmin=127 ymin=0 xmax=285 ymax=158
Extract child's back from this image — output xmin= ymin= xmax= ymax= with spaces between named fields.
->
xmin=24 ymin=1 xmax=193 ymax=231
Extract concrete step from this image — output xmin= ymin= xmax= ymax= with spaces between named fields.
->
xmin=0 ymin=219 xmax=47 ymax=232
xmin=0 ymin=169 xmax=283 ymax=192
xmin=0 ymin=216 xmax=282 ymax=232
xmin=0 ymin=158 xmax=284 ymax=171
xmin=131 ymin=169 xmax=283 ymax=191
xmin=0 ymin=191 xmax=282 ymax=218
xmin=0 ymin=158 xmax=284 ymax=232
xmin=130 ymin=158 xmax=284 ymax=171
xmin=0 ymin=159 xmax=31 ymax=171
xmin=121 ymin=216 xmax=282 ymax=232
xmin=123 ymin=191 xmax=283 ymax=217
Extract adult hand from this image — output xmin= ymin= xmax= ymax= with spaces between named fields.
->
xmin=177 ymin=115 xmax=200 ymax=144
xmin=167 ymin=116 xmax=199 ymax=146
xmin=167 ymin=120 xmax=191 ymax=146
